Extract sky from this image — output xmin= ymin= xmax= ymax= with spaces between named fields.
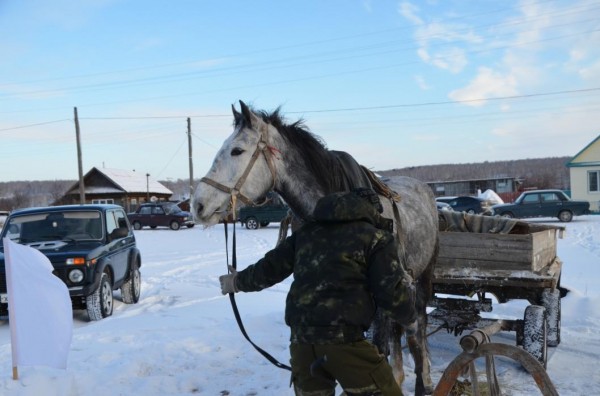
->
xmin=1 ymin=0 xmax=600 ymax=183
xmin=1 ymin=215 xmax=600 ymax=395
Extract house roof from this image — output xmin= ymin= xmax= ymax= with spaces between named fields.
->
xmin=96 ymin=168 xmax=172 ymax=195
xmin=66 ymin=167 xmax=173 ymax=196
xmin=567 ymin=134 xmax=600 ymax=167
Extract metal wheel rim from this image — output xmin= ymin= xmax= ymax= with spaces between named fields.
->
xmin=133 ymin=269 xmax=141 ymax=298
xmin=101 ymin=280 xmax=113 ymax=313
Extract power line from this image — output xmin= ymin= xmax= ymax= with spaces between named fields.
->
xmin=0 ymin=119 xmax=70 ymax=133
xmin=1 ymin=86 xmax=598 ymax=132
xmin=0 ymin=0 xmax=563 ymax=89
xmin=289 ymin=87 xmax=600 ymax=114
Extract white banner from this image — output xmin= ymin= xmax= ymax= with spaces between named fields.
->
xmin=3 ymin=238 xmax=72 ymax=369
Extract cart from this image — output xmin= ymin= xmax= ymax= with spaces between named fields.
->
xmin=430 ymin=212 xmax=564 ymax=395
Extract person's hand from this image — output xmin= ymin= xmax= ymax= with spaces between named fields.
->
xmin=219 ymin=265 xmax=239 ymax=294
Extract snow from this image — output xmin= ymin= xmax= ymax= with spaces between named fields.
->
xmin=1 ymin=215 xmax=600 ymax=395
xmin=478 ymin=189 xmax=504 ymax=204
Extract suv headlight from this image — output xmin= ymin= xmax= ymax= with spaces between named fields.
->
xmin=69 ymin=269 xmax=84 ymax=283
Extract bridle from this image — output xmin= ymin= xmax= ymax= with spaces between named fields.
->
xmin=199 ymin=126 xmax=292 ymax=372
xmin=200 ymin=131 xmax=279 ymax=216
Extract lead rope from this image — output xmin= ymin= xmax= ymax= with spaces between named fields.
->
xmin=224 ymin=194 xmax=292 ymax=371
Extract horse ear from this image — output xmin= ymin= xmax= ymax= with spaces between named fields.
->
xmin=239 ymin=100 xmax=252 ymax=122
xmin=239 ymin=100 xmax=261 ymax=129
xmin=232 ymin=103 xmax=242 ymax=124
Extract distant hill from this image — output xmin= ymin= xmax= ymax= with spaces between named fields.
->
xmin=0 ymin=156 xmax=573 ymax=211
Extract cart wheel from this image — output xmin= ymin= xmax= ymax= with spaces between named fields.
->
xmin=434 ymin=343 xmax=559 ymax=396
xmin=541 ymin=288 xmax=561 ymax=347
xmin=523 ymin=305 xmax=548 ymax=368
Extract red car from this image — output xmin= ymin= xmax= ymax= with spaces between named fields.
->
xmin=127 ymin=203 xmax=195 ymax=230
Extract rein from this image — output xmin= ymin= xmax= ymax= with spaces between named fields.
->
xmin=223 ymin=194 xmax=291 ymax=372
xmin=202 ymin=131 xmax=291 ymax=371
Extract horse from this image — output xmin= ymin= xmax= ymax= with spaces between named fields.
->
xmin=192 ymin=101 xmax=439 ymax=395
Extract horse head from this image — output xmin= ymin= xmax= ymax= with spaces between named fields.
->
xmin=192 ymin=101 xmax=280 ymax=226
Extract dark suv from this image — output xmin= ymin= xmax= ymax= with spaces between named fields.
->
xmin=0 ymin=204 xmax=142 ymax=321
xmin=128 ymin=202 xmax=195 ymax=230
xmin=239 ymin=193 xmax=290 ymax=229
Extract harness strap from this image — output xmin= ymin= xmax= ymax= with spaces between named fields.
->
xmin=224 ymin=194 xmax=291 ymax=372
xmin=200 ymin=177 xmax=254 ymax=206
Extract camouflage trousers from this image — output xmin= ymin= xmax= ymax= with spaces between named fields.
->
xmin=289 ymin=340 xmax=403 ymax=396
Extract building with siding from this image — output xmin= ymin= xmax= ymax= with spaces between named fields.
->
xmin=567 ymin=134 xmax=600 ymax=212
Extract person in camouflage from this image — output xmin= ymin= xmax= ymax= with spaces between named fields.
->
xmin=219 ymin=188 xmax=416 ymax=396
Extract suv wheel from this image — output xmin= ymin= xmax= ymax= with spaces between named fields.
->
xmin=133 ymin=221 xmax=142 ymax=230
xmin=170 ymin=221 xmax=181 ymax=230
xmin=245 ymin=217 xmax=259 ymax=230
xmin=121 ymin=263 xmax=141 ymax=304
xmin=86 ymin=272 xmax=114 ymax=321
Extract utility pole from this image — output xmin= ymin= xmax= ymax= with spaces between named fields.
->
xmin=74 ymin=107 xmax=85 ymax=204
xmin=187 ymin=117 xmax=194 ymax=200
xmin=146 ymin=173 xmax=150 ymax=202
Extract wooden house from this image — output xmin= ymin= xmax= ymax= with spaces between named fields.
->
xmin=56 ymin=167 xmax=173 ymax=212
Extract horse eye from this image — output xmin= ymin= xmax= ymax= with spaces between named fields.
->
xmin=231 ymin=148 xmax=245 ymax=156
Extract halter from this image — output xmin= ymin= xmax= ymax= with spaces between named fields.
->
xmin=200 ymin=131 xmax=279 ymax=215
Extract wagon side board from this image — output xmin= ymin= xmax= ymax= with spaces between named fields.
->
xmin=436 ymin=228 xmax=559 ymax=273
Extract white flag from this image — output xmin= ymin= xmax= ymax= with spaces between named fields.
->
xmin=3 ymin=237 xmax=73 ymax=369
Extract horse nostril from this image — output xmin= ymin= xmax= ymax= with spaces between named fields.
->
xmin=196 ymin=203 xmax=204 ymax=215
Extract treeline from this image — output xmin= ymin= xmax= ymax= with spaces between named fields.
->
xmin=0 ymin=156 xmax=572 ymax=211
xmin=377 ymin=156 xmax=572 ymax=190
xmin=0 ymin=180 xmax=74 ymax=211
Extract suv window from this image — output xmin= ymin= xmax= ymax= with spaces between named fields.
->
xmin=140 ymin=206 xmax=152 ymax=215
xmin=106 ymin=210 xmax=119 ymax=235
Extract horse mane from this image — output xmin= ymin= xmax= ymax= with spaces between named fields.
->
xmin=239 ymin=106 xmax=346 ymax=193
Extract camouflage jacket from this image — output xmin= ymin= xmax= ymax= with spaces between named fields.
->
xmin=235 ymin=191 xmax=416 ymax=343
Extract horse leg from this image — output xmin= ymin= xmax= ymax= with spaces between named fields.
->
xmin=406 ymin=310 xmax=432 ymax=395
xmin=390 ymin=322 xmax=406 ymax=387
xmin=406 ymin=265 xmax=435 ymax=395
xmin=370 ymin=313 xmax=407 ymax=387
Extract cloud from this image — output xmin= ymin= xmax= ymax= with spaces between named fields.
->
xmin=398 ymin=2 xmax=480 ymax=74
xmin=579 ymin=60 xmax=600 ymax=82
xmin=398 ymin=2 xmax=423 ymax=25
xmin=29 ymin=0 xmax=116 ymax=30
xmin=418 ymin=46 xmax=468 ymax=74
xmin=448 ymin=67 xmax=517 ymax=106
xmin=414 ymin=75 xmax=431 ymax=90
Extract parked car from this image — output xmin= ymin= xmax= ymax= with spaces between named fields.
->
xmin=436 ymin=201 xmax=453 ymax=212
xmin=491 ymin=189 xmax=590 ymax=222
xmin=436 ymin=196 xmax=494 ymax=215
xmin=128 ymin=202 xmax=195 ymax=230
xmin=0 ymin=204 xmax=141 ymax=321
xmin=239 ymin=193 xmax=290 ymax=229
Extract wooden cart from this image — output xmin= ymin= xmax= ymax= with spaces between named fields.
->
xmin=429 ymin=212 xmax=565 ymax=394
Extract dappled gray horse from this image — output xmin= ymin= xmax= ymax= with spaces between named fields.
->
xmin=193 ymin=101 xmax=439 ymax=395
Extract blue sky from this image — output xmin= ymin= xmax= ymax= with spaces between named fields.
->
xmin=1 ymin=0 xmax=599 ymax=183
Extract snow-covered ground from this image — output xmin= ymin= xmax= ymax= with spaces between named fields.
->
xmin=1 ymin=215 xmax=599 ymax=395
